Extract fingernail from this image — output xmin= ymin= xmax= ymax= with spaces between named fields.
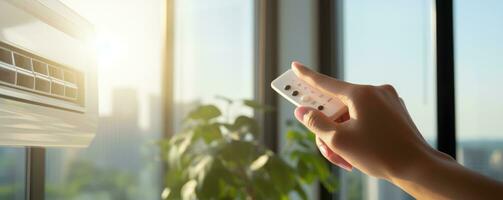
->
xmin=339 ymin=163 xmax=353 ymax=172
xmin=319 ymin=145 xmax=328 ymax=157
xmin=291 ymin=61 xmax=304 ymax=70
xmin=294 ymin=107 xmax=310 ymax=122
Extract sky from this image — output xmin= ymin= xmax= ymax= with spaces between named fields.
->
xmin=173 ymin=0 xmax=254 ymax=103
xmin=454 ymin=0 xmax=503 ymax=141
xmin=344 ymin=0 xmax=503 ymax=141
xmin=171 ymin=0 xmax=255 ymax=127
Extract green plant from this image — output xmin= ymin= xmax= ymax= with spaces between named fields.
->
xmin=159 ymin=98 xmax=336 ymax=200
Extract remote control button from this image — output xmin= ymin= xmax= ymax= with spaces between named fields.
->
xmin=292 ymin=91 xmax=299 ymax=96
xmin=317 ymin=105 xmax=324 ymax=111
xmin=300 ymin=95 xmax=311 ymax=102
xmin=284 ymin=85 xmax=291 ymax=90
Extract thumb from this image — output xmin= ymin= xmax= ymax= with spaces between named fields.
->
xmin=294 ymin=107 xmax=344 ymax=145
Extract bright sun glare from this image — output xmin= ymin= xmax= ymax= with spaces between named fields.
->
xmin=63 ymin=0 xmax=165 ymax=129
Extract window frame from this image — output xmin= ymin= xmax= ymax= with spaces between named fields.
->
xmin=161 ymin=0 xmax=176 ymax=197
xmin=318 ymin=0 xmax=344 ymax=199
xmin=435 ymin=0 xmax=457 ymax=158
xmin=25 ymin=148 xmax=45 ymax=200
xmin=254 ymin=0 xmax=279 ymax=152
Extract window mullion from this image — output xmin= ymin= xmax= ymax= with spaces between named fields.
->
xmin=255 ymin=0 xmax=279 ymax=152
xmin=435 ymin=0 xmax=457 ymax=159
xmin=25 ymin=147 xmax=45 ymax=200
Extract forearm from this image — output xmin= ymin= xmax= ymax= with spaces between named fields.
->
xmin=391 ymin=152 xmax=503 ymax=200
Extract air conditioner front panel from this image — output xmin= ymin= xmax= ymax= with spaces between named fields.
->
xmin=0 ymin=97 xmax=97 ymax=147
xmin=0 ymin=0 xmax=98 ymax=147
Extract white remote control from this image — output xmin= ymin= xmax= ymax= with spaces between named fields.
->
xmin=271 ymin=69 xmax=346 ymax=120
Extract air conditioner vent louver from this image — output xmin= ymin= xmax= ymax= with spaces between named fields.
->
xmin=0 ymin=42 xmax=85 ymax=111
xmin=0 ymin=48 xmax=13 ymax=64
xmin=0 ymin=0 xmax=97 ymax=147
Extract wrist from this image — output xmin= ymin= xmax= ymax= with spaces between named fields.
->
xmin=386 ymin=148 xmax=458 ymax=200
xmin=389 ymin=147 xmax=456 ymax=184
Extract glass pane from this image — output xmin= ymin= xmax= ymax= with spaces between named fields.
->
xmin=455 ymin=0 xmax=503 ymax=181
xmin=45 ymin=1 xmax=165 ymax=199
xmin=342 ymin=0 xmax=434 ymax=199
xmin=0 ymin=148 xmax=26 ymax=200
xmin=173 ymin=0 xmax=255 ymax=128
xmin=169 ymin=1 xmax=257 ymax=198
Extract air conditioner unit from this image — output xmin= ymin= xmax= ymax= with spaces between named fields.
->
xmin=0 ymin=0 xmax=98 ymax=147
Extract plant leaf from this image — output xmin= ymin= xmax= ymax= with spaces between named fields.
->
xmin=215 ymin=95 xmax=233 ymax=104
xmin=249 ymin=154 xmax=269 ymax=171
xmin=218 ymin=140 xmax=257 ymax=165
xmin=293 ymin=183 xmax=308 ymax=200
xmin=186 ymin=105 xmax=221 ymax=121
xmin=194 ymin=123 xmax=222 ymax=143
xmin=264 ymin=156 xmax=297 ymax=193
xmin=286 ymin=130 xmax=304 ymax=141
xmin=188 ymin=155 xmax=213 ymax=182
xmin=320 ymin=173 xmax=338 ymax=192
xmin=311 ymin=155 xmax=331 ymax=180
xmin=197 ymin=159 xmax=226 ymax=199
xmin=232 ymin=116 xmax=259 ymax=137
xmin=243 ymin=100 xmax=274 ymax=112
xmin=251 ymin=172 xmax=280 ymax=199
xmin=181 ymin=179 xmax=198 ymax=200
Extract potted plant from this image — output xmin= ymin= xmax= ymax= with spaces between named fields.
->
xmin=159 ymin=98 xmax=336 ymax=199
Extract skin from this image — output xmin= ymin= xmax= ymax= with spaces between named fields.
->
xmin=291 ymin=61 xmax=503 ymax=200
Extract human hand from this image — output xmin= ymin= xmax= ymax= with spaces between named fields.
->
xmin=292 ymin=61 xmax=452 ymax=180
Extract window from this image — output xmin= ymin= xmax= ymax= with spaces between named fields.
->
xmin=5 ymin=0 xmax=500 ymax=199
xmin=342 ymin=0 xmax=435 ymax=199
xmin=173 ymin=0 xmax=255 ymax=128
xmin=455 ymin=0 xmax=503 ymax=181
xmin=0 ymin=148 xmax=25 ymax=200
xmin=45 ymin=1 xmax=166 ymax=199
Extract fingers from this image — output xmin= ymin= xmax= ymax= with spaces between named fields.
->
xmin=295 ymin=107 xmax=337 ymax=135
xmin=291 ymin=61 xmax=352 ymax=99
xmin=294 ymin=105 xmax=352 ymax=171
xmin=316 ymin=137 xmax=352 ymax=171
xmin=295 ymin=107 xmax=347 ymax=148
xmin=292 ymin=61 xmax=359 ymax=117
xmin=335 ymin=111 xmax=350 ymax=123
